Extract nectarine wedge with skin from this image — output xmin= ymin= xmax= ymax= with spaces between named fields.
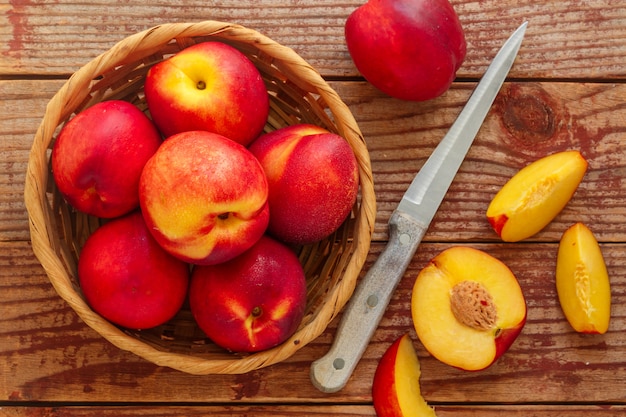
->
xmin=411 ymin=247 xmax=526 ymax=371
xmin=373 ymin=334 xmax=436 ymax=417
xmin=487 ymin=150 xmax=588 ymax=242
xmin=556 ymin=222 xmax=611 ymax=334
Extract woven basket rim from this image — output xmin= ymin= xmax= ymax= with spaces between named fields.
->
xmin=24 ymin=20 xmax=376 ymax=375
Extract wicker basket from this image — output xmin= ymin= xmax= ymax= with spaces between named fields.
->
xmin=24 ymin=21 xmax=376 ymax=375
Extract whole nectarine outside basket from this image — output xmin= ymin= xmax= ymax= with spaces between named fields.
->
xmin=24 ymin=21 xmax=376 ymax=375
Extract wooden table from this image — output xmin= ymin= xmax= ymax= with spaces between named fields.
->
xmin=2 ymin=1 xmax=626 ymax=415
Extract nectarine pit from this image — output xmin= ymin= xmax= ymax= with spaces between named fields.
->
xmin=450 ymin=281 xmax=497 ymax=331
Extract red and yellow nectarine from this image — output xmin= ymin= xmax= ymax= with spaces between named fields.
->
xmin=145 ymin=41 xmax=269 ymax=146
xmin=248 ymin=124 xmax=359 ymax=245
xmin=139 ymin=130 xmax=269 ymax=265
xmin=189 ymin=235 xmax=307 ymax=353
xmin=411 ymin=247 xmax=526 ymax=371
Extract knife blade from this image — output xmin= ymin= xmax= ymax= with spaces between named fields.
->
xmin=310 ymin=21 xmax=528 ymax=394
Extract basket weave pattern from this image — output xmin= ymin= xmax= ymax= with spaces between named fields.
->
xmin=24 ymin=21 xmax=376 ymax=375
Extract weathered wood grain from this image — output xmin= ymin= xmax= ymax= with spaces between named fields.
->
xmin=0 ymin=79 xmax=65 ymax=242
xmin=1 ymin=1 xmax=625 ymax=80
xmin=2 ymin=240 xmax=625 ymax=404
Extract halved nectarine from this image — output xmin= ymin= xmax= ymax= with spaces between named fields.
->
xmin=411 ymin=246 xmax=526 ymax=371
xmin=487 ymin=150 xmax=588 ymax=242
xmin=556 ymin=222 xmax=611 ymax=334
xmin=372 ymin=334 xmax=436 ymax=417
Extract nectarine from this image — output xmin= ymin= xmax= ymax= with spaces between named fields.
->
xmin=487 ymin=150 xmax=588 ymax=242
xmin=78 ymin=212 xmax=189 ymax=330
xmin=345 ymin=0 xmax=466 ymax=101
xmin=373 ymin=334 xmax=437 ymax=417
xmin=51 ymin=100 xmax=162 ymax=218
xmin=139 ymin=130 xmax=269 ymax=265
xmin=145 ymin=41 xmax=269 ymax=146
xmin=556 ymin=222 xmax=611 ymax=334
xmin=189 ymin=235 xmax=307 ymax=353
xmin=248 ymin=124 xmax=359 ymax=245
xmin=411 ymin=247 xmax=526 ymax=371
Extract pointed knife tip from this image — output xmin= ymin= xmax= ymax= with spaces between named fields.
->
xmin=518 ymin=21 xmax=529 ymax=32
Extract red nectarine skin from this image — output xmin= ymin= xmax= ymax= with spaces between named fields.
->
xmin=487 ymin=213 xmax=508 ymax=237
xmin=372 ymin=334 xmax=437 ymax=417
xmin=494 ymin=317 xmax=527 ymax=361
xmin=144 ymin=41 xmax=269 ymax=146
xmin=249 ymin=124 xmax=359 ymax=245
xmin=345 ymin=0 xmax=466 ymax=101
xmin=51 ymin=100 xmax=162 ymax=218
xmin=139 ymin=131 xmax=270 ymax=265
xmin=189 ymin=236 xmax=307 ymax=353
xmin=78 ymin=212 xmax=190 ymax=330
xmin=373 ymin=335 xmax=405 ymax=416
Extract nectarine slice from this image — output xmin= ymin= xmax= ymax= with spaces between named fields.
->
xmin=556 ymin=222 xmax=611 ymax=334
xmin=486 ymin=150 xmax=588 ymax=242
xmin=373 ymin=334 xmax=436 ymax=417
xmin=411 ymin=247 xmax=526 ymax=371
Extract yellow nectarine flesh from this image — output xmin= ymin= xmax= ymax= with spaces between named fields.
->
xmin=412 ymin=247 xmax=526 ymax=371
xmin=372 ymin=334 xmax=436 ymax=417
xmin=487 ymin=150 xmax=588 ymax=242
xmin=556 ymin=222 xmax=611 ymax=334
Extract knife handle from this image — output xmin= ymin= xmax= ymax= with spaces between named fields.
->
xmin=310 ymin=210 xmax=426 ymax=393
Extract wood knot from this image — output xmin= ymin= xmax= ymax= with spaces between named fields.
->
xmin=450 ymin=281 xmax=497 ymax=331
xmin=502 ymin=93 xmax=556 ymax=143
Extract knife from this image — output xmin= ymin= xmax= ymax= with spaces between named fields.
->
xmin=310 ymin=21 xmax=528 ymax=393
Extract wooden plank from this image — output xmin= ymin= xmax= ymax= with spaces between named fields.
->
xmin=0 ymin=79 xmax=65 ymax=242
xmin=1 ymin=0 xmax=625 ymax=80
xmin=0 ymin=405 xmax=625 ymax=417
xmin=5 ymin=80 xmax=626 ymax=244
xmin=2 ymin=240 xmax=625 ymax=403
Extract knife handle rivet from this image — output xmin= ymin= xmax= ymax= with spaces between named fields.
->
xmin=399 ymin=233 xmax=411 ymax=246
xmin=367 ymin=294 xmax=379 ymax=308
xmin=333 ymin=358 xmax=345 ymax=370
